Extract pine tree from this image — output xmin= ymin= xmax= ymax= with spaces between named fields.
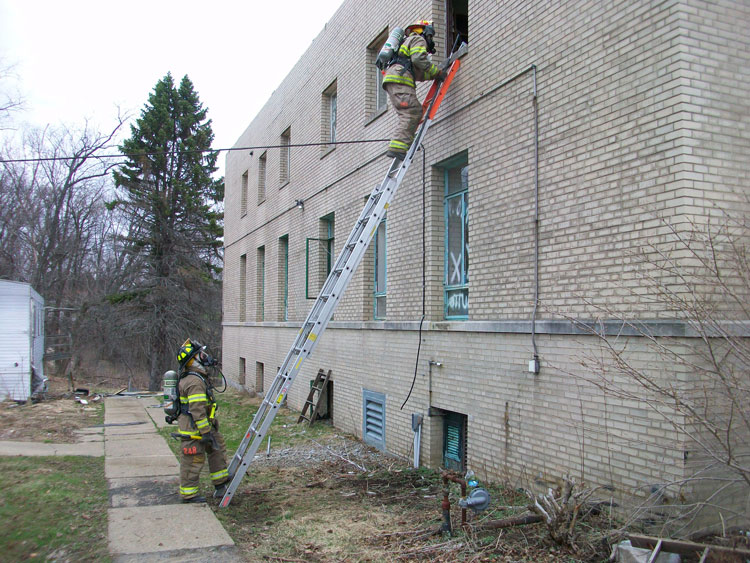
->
xmin=110 ymin=73 xmax=223 ymax=390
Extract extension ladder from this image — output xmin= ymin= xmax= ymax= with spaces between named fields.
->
xmin=220 ymin=43 xmax=467 ymax=508
xmin=297 ymin=368 xmax=332 ymax=425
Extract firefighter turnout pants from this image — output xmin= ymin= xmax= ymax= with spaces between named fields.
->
xmin=384 ymin=82 xmax=422 ymax=155
xmin=179 ymin=430 xmax=229 ymax=500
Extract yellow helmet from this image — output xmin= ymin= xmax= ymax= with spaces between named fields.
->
xmin=406 ymin=20 xmax=434 ymax=36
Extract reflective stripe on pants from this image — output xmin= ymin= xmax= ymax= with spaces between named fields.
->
xmin=384 ymin=82 xmax=422 ymax=154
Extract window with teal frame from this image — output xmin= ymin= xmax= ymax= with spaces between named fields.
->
xmin=373 ymin=217 xmax=386 ymax=319
xmin=444 ymin=155 xmax=469 ymax=319
xmin=306 ymin=214 xmax=334 ymax=299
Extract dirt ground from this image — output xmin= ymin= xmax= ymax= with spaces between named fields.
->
xmin=214 ymin=430 xmax=614 ymax=563
xmin=0 ymin=377 xmax=104 ymax=443
xmin=6 ymin=379 xmax=747 ymax=562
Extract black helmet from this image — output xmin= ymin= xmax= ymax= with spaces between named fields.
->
xmin=177 ymin=338 xmax=202 ymax=370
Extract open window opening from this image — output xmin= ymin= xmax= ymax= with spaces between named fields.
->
xmin=446 ymin=0 xmax=468 ymax=55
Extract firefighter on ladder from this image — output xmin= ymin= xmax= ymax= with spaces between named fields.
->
xmin=175 ymin=339 xmax=230 ymax=503
xmin=383 ymin=20 xmax=446 ymax=160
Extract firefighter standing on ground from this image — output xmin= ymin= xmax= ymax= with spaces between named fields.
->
xmin=383 ymin=20 xmax=445 ymax=160
xmin=176 ymin=339 xmax=230 ymax=503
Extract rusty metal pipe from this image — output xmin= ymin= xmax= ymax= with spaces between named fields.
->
xmin=441 ymin=471 xmax=467 ymax=531
xmin=441 ymin=480 xmax=452 ymax=534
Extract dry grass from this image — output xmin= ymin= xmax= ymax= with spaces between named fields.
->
xmin=199 ymin=391 xmax=612 ymax=562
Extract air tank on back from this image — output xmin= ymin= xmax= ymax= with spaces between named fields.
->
xmin=375 ymin=27 xmax=405 ymax=71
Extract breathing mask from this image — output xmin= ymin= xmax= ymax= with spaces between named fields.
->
xmin=423 ymin=24 xmax=436 ymax=54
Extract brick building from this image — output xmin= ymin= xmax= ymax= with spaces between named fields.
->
xmin=223 ymin=0 xmax=750 ymax=531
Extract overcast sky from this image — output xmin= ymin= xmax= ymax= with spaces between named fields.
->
xmin=0 ymin=0 xmax=344 ymax=176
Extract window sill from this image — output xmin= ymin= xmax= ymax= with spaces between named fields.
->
xmin=365 ymin=106 xmax=388 ymax=127
xmin=320 ymin=145 xmax=335 ymax=159
xmin=279 ymin=180 xmax=290 ymax=190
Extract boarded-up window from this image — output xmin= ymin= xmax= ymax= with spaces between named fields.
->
xmin=280 ymin=128 xmax=290 ymax=185
xmin=256 ymin=361 xmax=264 ymax=393
xmin=443 ymin=154 xmax=469 ymax=319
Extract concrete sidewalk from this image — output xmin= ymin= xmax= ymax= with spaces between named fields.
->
xmin=105 ymin=395 xmax=242 ymax=562
xmin=0 ymin=395 xmax=243 ymax=561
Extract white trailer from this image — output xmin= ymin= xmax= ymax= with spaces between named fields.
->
xmin=0 ymin=280 xmax=46 ymax=401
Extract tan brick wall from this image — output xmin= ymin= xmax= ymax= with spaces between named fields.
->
xmin=222 ymin=0 xmax=750 ymax=528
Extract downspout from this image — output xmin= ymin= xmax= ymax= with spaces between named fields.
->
xmin=530 ymin=65 xmax=541 ymax=373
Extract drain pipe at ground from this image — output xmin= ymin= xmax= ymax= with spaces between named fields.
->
xmin=412 ymin=414 xmax=423 ymax=468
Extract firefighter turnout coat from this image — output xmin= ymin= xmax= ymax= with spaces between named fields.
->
xmin=177 ymin=371 xmax=218 ymax=439
xmin=382 ymin=32 xmax=440 ymax=155
xmin=382 ymin=33 xmax=440 ymax=89
xmin=177 ymin=370 xmax=229 ymax=499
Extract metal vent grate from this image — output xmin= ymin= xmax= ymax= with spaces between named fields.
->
xmin=362 ymin=390 xmax=386 ymax=450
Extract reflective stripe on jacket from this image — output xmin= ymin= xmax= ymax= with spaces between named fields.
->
xmin=177 ymin=371 xmax=217 ymax=438
xmin=383 ymin=33 xmax=440 ymax=89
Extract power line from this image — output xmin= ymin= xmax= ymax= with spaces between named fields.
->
xmin=0 ymin=138 xmax=390 ymax=165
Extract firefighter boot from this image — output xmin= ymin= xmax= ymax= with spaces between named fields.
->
xmin=213 ymin=483 xmax=228 ymax=499
xmin=182 ymin=495 xmax=207 ymax=504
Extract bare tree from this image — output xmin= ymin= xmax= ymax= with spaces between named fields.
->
xmin=0 ymin=121 xmax=128 ymax=380
xmin=0 ymin=60 xmax=24 ymax=129
xmin=570 ymin=211 xmax=750 ymax=537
